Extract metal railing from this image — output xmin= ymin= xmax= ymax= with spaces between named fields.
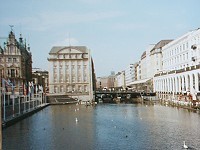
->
xmin=1 ymin=93 xmax=47 ymax=123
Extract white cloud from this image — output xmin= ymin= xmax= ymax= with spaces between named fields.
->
xmin=0 ymin=11 xmax=123 ymax=32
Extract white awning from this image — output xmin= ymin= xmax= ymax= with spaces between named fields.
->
xmin=130 ymin=78 xmax=151 ymax=85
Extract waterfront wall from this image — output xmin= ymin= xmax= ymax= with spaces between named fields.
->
xmin=2 ymin=93 xmax=47 ymax=126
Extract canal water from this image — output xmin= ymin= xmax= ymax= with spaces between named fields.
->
xmin=3 ymin=104 xmax=200 ymax=150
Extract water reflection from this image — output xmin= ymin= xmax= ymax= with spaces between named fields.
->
xmin=3 ymin=104 xmax=200 ymax=150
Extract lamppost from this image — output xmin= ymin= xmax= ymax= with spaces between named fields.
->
xmin=0 ymin=75 xmax=2 ymax=150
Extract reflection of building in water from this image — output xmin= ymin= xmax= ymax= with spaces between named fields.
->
xmin=0 ymin=29 xmax=32 ymax=95
xmin=154 ymin=28 xmax=200 ymax=100
xmin=48 ymin=46 xmax=95 ymax=102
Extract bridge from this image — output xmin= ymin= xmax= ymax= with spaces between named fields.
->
xmin=94 ymin=90 xmax=156 ymax=103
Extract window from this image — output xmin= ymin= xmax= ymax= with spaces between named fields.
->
xmin=84 ymin=85 xmax=87 ymax=92
xmin=66 ymin=76 xmax=69 ymax=82
xmin=78 ymin=86 xmax=82 ymax=92
xmin=72 ymin=75 xmax=75 ymax=83
xmin=60 ymin=86 xmax=64 ymax=92
xmin=8 ymin=58 xmax=12 ymax=62
xmin=53 ymin=68 xmax=57 ymax=73
xmin=60 ymin=75 xmax=63 ymax=82
xmin=78 ymin=76 xmax=81 ymax=82
xmin=186 ymin=42 xmax=188 ymax=49
xmin=66 ymin=86 xmax=69 ymax=92
xmin=84 ymin=75 xmax=87 ymax=82
xmin=54 ymin=86 xmax=57 ymax=93
xmin=65 ymin=65 xmax=69 ymax=71
xmin=10 ymin=46 xmax=14 ymax=52
xmin=11 ymin=69 xmax=15 ymax=77
xmin=72 ymin=86 xmax=75 ymax=92
xmin=13 ymin=58 xmax=17 ymax=62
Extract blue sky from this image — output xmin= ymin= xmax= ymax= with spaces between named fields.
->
xmin=0 ymin=0 xmax=200 ymax=77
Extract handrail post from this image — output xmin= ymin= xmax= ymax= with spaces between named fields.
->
xmin=0 ymin=86 xmax=2 ymax=150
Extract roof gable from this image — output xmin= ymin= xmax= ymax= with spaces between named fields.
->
xmin=58 ymin=48 xmax=82 ymax=54
xmin=49 ymin=46 xmax=88 ymax=54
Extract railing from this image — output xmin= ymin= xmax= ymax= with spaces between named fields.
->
xmin=1 ymin=93 xmax=47 ymax=123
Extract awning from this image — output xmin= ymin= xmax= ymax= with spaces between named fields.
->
xmin=129 ymin=78 xmax=151 ymax=85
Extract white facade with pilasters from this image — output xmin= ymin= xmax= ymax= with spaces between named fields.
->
xmin=154 ymin=28 xmax=200 ymax=100
xmin=48 ymin=46 xmax=93 ymax=102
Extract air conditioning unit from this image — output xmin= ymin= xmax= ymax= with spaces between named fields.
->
xmin=191 ymin=57 xmax=196 ymax=61
xmin=191 ymin=44 xmax=197 ymax=50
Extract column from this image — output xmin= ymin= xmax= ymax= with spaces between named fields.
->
xmin=185 ymin=74 xmax=189 ymax=92
xmin=189 ymin=73 xmax=193 ymax=93
xmin=178 ymin=76 xmax=182 ymax=93
xmin=182 ymin=75 xmax=185 ymax=92
xmin=194 ymin=72 xmax=199 ymax=92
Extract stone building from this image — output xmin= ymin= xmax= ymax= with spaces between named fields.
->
xmin=48 ymin=46 xmax=94 ymax=102
xmin=32 ymin=68 xmax=49 ymax=93
xmin=0 ymin=30 xmax=32 ymax=95
xmin=96 ymin=72 xmax=115 ymax=91
xmin=96 ymin=76 xmax=108 ymax=90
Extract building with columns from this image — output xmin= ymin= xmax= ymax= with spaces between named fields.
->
xmin=48 ymin=46 xmax=94 ymax=102
xmin=154 ymin=28 xmax=200 ymax=100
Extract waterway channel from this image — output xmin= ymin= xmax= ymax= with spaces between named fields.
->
xmin=2 ymin=104 xmax=200 ymax=150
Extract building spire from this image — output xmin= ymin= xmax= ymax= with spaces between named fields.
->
xmin=19 ymin=33 xmax=23 ymax=43
xmin=9 ymin=25 xmax=14 ymax=32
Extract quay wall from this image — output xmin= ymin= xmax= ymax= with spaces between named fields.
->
xmin=3 ymin=104 xmax=49 ymax=128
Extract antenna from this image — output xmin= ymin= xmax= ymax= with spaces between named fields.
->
xmin=69 ymin=33 xmax=71 ymax=47
xmin=20 ymin=23 xmax=22 ymax=34
xmin=9 ymin=25 xmax=14 ymax=31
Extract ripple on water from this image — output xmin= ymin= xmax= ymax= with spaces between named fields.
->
xmin=3 ymin=104 xmax=200 ymax=150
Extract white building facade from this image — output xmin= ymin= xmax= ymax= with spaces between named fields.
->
xmin=114 ymin=71 xmax=125 ymax=90
xmin=154 ymin=28 xmax=200 ymax=100
xmin=48 ymin=46 xmax=93 ymax=102
xmin=149 ymin=40 xmax=173 ymax=77
xmin=125 ymin=64 xmax=134 ymax=87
